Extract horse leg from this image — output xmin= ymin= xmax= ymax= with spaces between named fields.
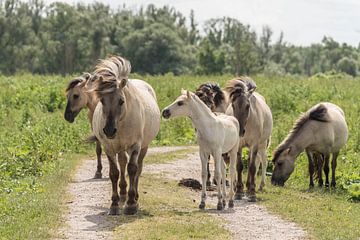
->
xmin=118 ymin=151 xmax=128 ymax=204
xmin=124 ymin=145 xmax=140 ymax=215
xmin=134 ymin=147 xmax=148 ymax=201
xmin=248 ymin=147 xmax=258 ymax=202
xmin=235 ymin=149 xmax=244 ymax=200
xmin=199 ymin=150 xmax=209 ymax=209
xmin=213 ymin=150 xmax=223 ymax=210
xmin=323 ymin=154 xmax=330 ymax=187
xmin=306 ymin=150 xmax=315 ymax=188
xmin=317 ymin=153 xmax=324 ymax=187
xmin=246 ymin=151 xmax=251 ymax=190
xmin=108 ymin=154 xmax=120 ymax=215
xmin=331 ymin=152 xmax=339 ymax=188
xmin=94 ymin=141 xmax=102 ymax=179
xmin=258 ymin=149 xmax=267 ymax=192
xmin=228 ymin=146 xmax=237 ymax=208
xmin=221 ymin=157 xmax=227 ymax=208
xmin=207 ymin=157 xmax=212 ymax=186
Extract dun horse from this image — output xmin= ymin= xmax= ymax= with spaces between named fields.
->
xmin=271 ymin=102 xmax=348 ymax=187
xmin=162 ymin=90 xmax=239 ymax=210
xmin=64 ymin=73 xmax=104 ymax=178
xmin=91 ymin=56 xmax=160 ymax=215
xmin=225 ymin=77 xmax=273 ymax=202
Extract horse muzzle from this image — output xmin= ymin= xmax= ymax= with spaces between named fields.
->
xmin=103 ymin=126 xmax=117 ymax=139
xmin=271 ymin=177 xmax=285 ymax=187
xmin=64 ymin=111 xmax=75 ymax=123
xmin=162 ymin=109 xmax=171 ymax=119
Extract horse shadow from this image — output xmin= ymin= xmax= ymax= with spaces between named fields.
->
xmin=84 ymin=205 xmax=153 ymax=232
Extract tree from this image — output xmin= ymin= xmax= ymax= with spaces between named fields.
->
xmin=337 ymin=57 xmax=358 ymax=76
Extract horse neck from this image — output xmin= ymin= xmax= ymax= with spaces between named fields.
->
xmin=286 ymin=122 xmax=315 ymax=157
xmin=189 ymin=98 xmax=216 ymax=133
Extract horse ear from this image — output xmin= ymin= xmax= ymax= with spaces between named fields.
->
xmin=286 ymin=147 xmax=292 ymax=154
xmin=119 ymin=78 xmax=128 ymax=89
xmin=186 ymin=90 xmax=191 ymax=99
xmin=83 ymin=72 xmax=91 ymax=81
xmin=181 ymin=88 xmax=186 ymax=95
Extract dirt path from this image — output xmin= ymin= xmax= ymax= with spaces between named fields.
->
xmin=56 ymin=146 xmax=307 ymax=240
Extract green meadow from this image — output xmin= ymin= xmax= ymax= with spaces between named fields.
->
xmin=0 ymin=73 xmax=359 ymax=239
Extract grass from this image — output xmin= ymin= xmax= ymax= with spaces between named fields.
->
xmin=0 ymin=152 xmax=88 ymax=239
xmin=114 ymin=173 xmax=230 ymax=240
xmin=257 ymin=180 xmax=360 ymax=240
xmin=146 ymin=147 xmax=198 ymax=164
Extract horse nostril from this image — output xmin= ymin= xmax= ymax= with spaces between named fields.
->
xmin=162 ymin=109 xmax=171 ymax=119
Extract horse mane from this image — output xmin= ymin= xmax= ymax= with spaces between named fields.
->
xmin=92 ymin=56 xmax=131 ymax=97
xmin=195 ymin=83 xmax=225 ymax=108
xmin=65 ymin=73 xmax=91 ymax=92
xmin=273 ymin=104 xmax=329 ymax=161
xmin=225 ymin=77 xmax=250 ymax=100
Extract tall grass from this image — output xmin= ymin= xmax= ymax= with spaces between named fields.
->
xmin=0 ymin=72 xmax=359 ymax=237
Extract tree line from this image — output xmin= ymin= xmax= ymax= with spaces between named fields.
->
xmin=0 ymin=0 xmax=359 ymax=76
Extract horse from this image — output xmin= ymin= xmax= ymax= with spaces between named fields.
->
xmin=64 ymin=72 xmax=104 ymax=178
xmin=162 ymin=90 xmax=239 ymax=210
xmin=225 ymin=77 xmax=273 ymax=202
xmin=271 ymin=102 xmax=348 ymax=188
xmin=91 ymin=56 xmax=160 ymax=215
xmin=195 ymin=83 xmax=230 ymax=186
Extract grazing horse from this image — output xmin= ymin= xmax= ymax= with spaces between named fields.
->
xmin=91 ymin=56 xmax=160 ymax=215
xmin=225 ymin=77 xmax=273 ymax=202
xmin=64 ymin=73 xmax=104 ymax=178
xmin=162 ymin=90 xmax=239 ymax=210
xmin=271 ymin=102 xmax=348 ymax=187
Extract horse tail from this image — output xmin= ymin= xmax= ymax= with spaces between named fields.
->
xmin=84 ymin=135 xmax=98 ymax=144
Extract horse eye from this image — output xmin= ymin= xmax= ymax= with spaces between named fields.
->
xmin=277 ymin=162 xmax=283 ymax=166
xmin=177 ymin=101 xmax=184 ymax=106
xmin=73 ymin=94 xmax=79 ymax=100
xmin=118 ymin=99 xmax=124 ymax=106
xmin=197 ymin=93 xmax=203 ymax=97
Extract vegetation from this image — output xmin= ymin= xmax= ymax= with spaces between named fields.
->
xmin=0 ymin=1 xmax=360 ymax=76
xmin=0 ymin=73 xmax=359 ymax=238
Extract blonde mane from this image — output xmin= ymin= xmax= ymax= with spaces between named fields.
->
xmin=224 ymin=76 xmax=256 ymax=100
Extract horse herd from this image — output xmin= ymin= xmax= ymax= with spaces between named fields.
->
xmin=64 ymin=55 xmax=348 ymax=215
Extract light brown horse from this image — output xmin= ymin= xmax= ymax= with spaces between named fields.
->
xmin=91 ymin=56 xmax=160 ymax=215
xmin=64 ymin=73 xmax=103 ymax=178
xmin=225 ymin=77 xmax=273 ymax=202
xmin=271 ymin=102 xmax=348 ymax=187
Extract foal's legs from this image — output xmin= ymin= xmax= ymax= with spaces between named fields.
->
xmin=118 ymin=151 xmax=128 ymax=204
xmin=306 ymin=150 xmax=315 ymax=188
xmin=108 ymin=154 xmax=120 ymax=215
xmin=323 ymin=154 xmax=330 ymax=187
xmin=213 ymin=150 xmax=224 ymax=210
xmin=220 ymin=158 xmax=227 ymax=208
xmin=134 ymin=147 xmax=148 ymax=201
xmin=124 ymin=145 xmax=140 ymax=215
xmin=235 ymin=149 xmax=244 ymax=200
xmin=207 ymin=159 xmax=211 ymax=186
xmin=331 ymin=152 xmax=339 ymax=188
xmin=199 ymin=150 xmax=209 ymax=209
xmin=94 ymin=140 xmax=103 ymax=179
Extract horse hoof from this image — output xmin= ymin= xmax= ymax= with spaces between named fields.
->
xmin=94 ymin=172 xmax=102 ymax=179
xmin=331 ymin=182 xmax=336 ymax=188
xmin=228 ymin=200 xmax=234 ymax=208
xmin=248 ymin=195 xmax=257 ymax=202
xmin=206 ymin=180 xmax=212 ymax=187
xmin=235 ymin=192 xmax=244 ymax=200
xmin=120 ymin=194 xmax=127 ymax=203
xmin=212 ymin=179 xmax=218 ymax=186
xmin=199 ymin=202 xmax=205 ymax=210
xmin=325 ymin=183 xmax=329 ymax=188
xmin=124 ymin=203 xmax=138 ymax=215
xmin=217 ymin=202 xmax=223 ymax=210
xmin=108 ymin=206 xmax=120 ymax=215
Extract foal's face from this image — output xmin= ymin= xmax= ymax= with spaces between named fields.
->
xmin=271 ymin=148 xmax=295 ymax=186
xmin=100 ymin=88 xmax=126 ymax=139
xmin=64 ymin=84 xmax=87 ymax=123
xmin=232 ymin=93 xmax=251 ymax=137
xmin=162 ymin=92 xmax=190 ymax=119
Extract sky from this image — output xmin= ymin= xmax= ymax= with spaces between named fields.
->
xmin=45 ymin=0 xmax=360 ymax=46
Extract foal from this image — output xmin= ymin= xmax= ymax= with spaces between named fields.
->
xmin=162 ymin=90 xmax=239 ymax=210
